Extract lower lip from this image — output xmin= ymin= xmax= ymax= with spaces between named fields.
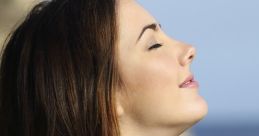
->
xmin=180 ymin=80 xmax=199 ymax=88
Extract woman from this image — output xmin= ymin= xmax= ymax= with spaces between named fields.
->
xmin=0 ymin=0 xmax=208 ymax=136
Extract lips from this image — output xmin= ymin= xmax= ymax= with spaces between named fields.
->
xmin=179 ymin=75 xmax=199 ymax=88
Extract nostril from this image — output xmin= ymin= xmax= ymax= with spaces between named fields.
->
xmin=188 ymin=48 xmax=196 ymax=61
xmin=189 ymin=55 xmax=194 ymax=60
xmin=180 ymin=46 xmax=196 ymax=66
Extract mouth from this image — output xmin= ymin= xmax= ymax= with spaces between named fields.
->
xmin=179 ymin=75 xmax=199 ymax=88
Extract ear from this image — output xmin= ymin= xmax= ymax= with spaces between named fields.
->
xmin=115 ymin=91 xmax=125 ymax=117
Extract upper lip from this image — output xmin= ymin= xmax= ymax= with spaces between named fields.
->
xmin=179 ymin=75 xmax=194 ymax=88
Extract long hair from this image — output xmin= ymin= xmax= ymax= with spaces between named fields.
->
xmin=0 ymin=0 xmax=120 ymax=135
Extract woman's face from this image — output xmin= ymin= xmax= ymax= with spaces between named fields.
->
xmin=116 ymin=0 xmax=208 ymax=129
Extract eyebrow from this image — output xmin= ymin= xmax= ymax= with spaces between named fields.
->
xmin=136 ymin=23 xmax=161 ymax=43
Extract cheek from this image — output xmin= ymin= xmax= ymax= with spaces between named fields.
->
xmin=133 ymin=56 xmax=179 ymax=101
xmin=119 ymin=53 xmax=183 ymax=120
xmin=131 ymin=53 xmax=179 ymax=91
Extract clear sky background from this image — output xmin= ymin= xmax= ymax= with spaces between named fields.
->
xmin=137 ymin=0 xmax=259 ymax=134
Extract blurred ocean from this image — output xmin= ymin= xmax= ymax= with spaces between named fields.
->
xmin=193 ymin=123 xmax=259 ymax=136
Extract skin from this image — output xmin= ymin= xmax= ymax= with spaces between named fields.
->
xmin=115 ymin=0 xmax=208 ymax=136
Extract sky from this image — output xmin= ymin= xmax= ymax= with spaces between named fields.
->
xmin=138 ymin=0 xmax=259 ymax=129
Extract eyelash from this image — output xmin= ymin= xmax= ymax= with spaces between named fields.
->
xmin=148 ymin=43 xmax=163 ymax=51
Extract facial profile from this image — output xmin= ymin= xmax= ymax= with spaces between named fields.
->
xmin=0 ymin=0 xmax=207 ymax=136
xmin=115 ymin=0 xmax=208 ymax=135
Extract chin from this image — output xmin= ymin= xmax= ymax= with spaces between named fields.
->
xmin=182 ymin=97 xmax=208 ymax=126
xmin=162 ymin=98 xmax=208 ymax=129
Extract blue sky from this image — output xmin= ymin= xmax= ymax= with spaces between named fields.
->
xmin=137 ymin=0 xmax=259 ymax=126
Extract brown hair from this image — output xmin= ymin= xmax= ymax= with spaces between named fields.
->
xmin=0 ymin=0 xmax=121 ymax=136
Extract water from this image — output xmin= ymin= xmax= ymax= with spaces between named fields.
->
xmin=193 ymin=123 xmax=259 ymax=136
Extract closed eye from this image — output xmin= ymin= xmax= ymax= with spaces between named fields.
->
xmin=148 ymin=43 xmax=163 ymax=51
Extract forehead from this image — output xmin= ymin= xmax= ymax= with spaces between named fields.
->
xmin=117 ymin=0 xmax=157 ymax=44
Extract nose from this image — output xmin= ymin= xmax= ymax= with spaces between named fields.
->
xmin=179 ymin=45 xmax=196 ymax=66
